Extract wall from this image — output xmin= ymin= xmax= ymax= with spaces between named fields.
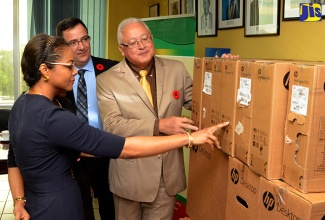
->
xmin=106 ymin=0 xmax=149 ymax=61
xmin=106 ymin=0 xmax=169 ymax=61
xmin=148 ymin=0 xmax=169 ymax=16
xmin=195 ymin=20 xmax=325 ymax=62
xmin=195 ymin=2 xmax=325 ymax=62
xmin=107 ymin=1 xmax=325 ymax=62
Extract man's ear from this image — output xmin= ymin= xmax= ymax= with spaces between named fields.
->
xmin=118 ymin=45 xmax=125 ymax=57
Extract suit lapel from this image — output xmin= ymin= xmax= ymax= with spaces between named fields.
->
xmin=120 ymin=60 xmax=156 ymax=115
xmin=155 ymin=57 xmax=165 ymax=110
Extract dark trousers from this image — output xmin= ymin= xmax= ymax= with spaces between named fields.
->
xmin=90 ymin=158 xmax=115 ymax=220
xmin=72 ymin=158 xmax=95 ymax=220
xmin=72 ymin=157 xmax=115 ymax=220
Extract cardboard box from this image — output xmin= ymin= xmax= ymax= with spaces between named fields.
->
xmin=249 ymin=61 xmax=290 ymax=179
xmin=191 ymin=57 xmax=205 ymax=130
xmin=201 ymin=58 xmax=215 ymax=129
xmin=258 ymin=178 xmax=325 ymax=220
xmin=225 ymin=157 xmax=260 ymax=220
xmin=220 ymin=59 xmax=239 ymax=156
xmin=234 ymin=59 xmax=255 ymax=165
xmin=187 ymin=146 xmax=229 ymax=220
xmin=282 ymin=62 xmax=325 ymax=192
xmin=210 ymin=58 xmax=222 ymax=126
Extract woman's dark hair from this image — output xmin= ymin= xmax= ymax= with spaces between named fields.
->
xmin=56 ymin=17 xmax=88 ymax=37
xmin=21 ymin=34 xmax=69 ymax=87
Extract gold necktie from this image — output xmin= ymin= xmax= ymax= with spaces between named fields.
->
xmin=139 ymin=70 xmax=153 ymax=106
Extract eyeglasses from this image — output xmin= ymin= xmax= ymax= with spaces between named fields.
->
xmin=68 ymin=36 xmax=91 ymax=48
xmin=120 ymin=35 xmax=153 ymax=49
xmin=45 ymin=62 xmax=75 ymax=70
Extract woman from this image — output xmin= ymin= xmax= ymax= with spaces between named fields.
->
xmin=8 ymin=34 xmax=229 ymax=220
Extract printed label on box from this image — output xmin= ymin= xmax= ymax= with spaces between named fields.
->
xmin=237 ymin=77 xmax=251 ymax=106
xmin=202 ymin=72 xmax=212 ymax=95
xmin=290 ymin=85 xmax=309 ymax=116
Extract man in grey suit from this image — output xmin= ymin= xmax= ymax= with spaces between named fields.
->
xmin=97 ymin=17 xmax=198 ymax=220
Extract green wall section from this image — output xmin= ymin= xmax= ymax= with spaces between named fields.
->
xmin=145 ymin=16 xmax=196 ymax=56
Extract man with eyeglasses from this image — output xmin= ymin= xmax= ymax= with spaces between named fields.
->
xmin=56 ymin=17 xmax=118 ymax=220
xmin=97 ymin=17 xmax=198 ymax=220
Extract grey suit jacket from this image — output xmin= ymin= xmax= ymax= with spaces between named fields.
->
xmin=96 ymin=56 xmax=192 ymax=202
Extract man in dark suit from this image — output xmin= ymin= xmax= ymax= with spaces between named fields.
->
xmin=56 ymin=17 xmax=118 ymax=220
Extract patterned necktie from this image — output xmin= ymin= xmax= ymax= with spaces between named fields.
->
xmin=76 ymin=69 xmax=88 ymax=122
xmin=139 ymin=70 xmax=153 ymax=106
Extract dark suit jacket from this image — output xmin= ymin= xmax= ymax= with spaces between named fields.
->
xmin=66 ymin=56 xmax=119 ymax=107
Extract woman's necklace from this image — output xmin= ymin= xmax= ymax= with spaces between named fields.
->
xmin=27 ymin=89 xmax=62 ymax=108
xmin=55 ymin=99 xmax=62 ymax=108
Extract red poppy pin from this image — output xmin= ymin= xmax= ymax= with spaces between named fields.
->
xmin=173 ymin=90 xmax=180 ymax=100
xmin=96 ymin=64 xmax=104 ymax=71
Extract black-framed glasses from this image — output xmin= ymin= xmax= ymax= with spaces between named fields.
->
xmin=120 ymin=35 xmax=153 ymax=49
xmin=45 ymin=62 xmax=75 ymax=70
xmin=68 ymin=36 xmax=91 ymax=48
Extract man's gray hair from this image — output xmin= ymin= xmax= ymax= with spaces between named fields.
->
xmin=117 ymin=17 xmax=151 ymax=45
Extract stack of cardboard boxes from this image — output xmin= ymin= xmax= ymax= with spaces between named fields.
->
xmin=186 ymin=57 xmax=325 ymax=220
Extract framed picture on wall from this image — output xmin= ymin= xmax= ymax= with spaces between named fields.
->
xmin=149 ymin=4 xmax=160 ymax=17
xmin=169 ymin=0 xmax=181 ymax=15
xmin=197 ymin=0 xmax=217 ymax=37
xmin=182 ymin=0 xmax=196 ymax=14
xmin=218 ymin=0 xmax=244 ymax=29
xmin=283 ymin=0 xmax=325 ymax=20
xmin=245 ymin=0 xmax=280 ymax=36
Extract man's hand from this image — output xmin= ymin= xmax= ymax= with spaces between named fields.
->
xmin=159 ymin=116 xmax=198 ymax=135
xmin=216 ymin=53 xmax=239 ymax=59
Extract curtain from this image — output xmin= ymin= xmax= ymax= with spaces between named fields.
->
xmin=80 ymin=0 xmax=106 ymax=57
xmin=29 ymin=0 xmax=80 ymax=37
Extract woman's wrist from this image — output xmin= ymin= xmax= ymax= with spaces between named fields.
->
xmin=185 ymin=131 xmax=193 ymax=148
xmin=14 ymin=196 xmax=26 ymax=207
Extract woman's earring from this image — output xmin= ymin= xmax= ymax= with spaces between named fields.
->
xmin=44 ymin=76 xmax=49 ymax=81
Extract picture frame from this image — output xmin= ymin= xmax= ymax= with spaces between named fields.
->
xmin=197 ymin=0 xmax=217 ymax=37
xmin=149 ymin=4 xmax=160 ymax=17
xmin=283 ymin=0 xmax=325 ymax=20
xmin=182 ymin=0 xmax=196 ymax=14
xmin=218 ymin=0 xmax=244 ymax=29
xmin=244 ymin=0 xmax=280 ymax=36
xmin=169 ymin=0 xmax=181 ymax=15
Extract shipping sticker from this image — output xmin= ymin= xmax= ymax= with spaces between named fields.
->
xmin=235 ymin=121 xmax=244 ymax=135
xmin=202 ymin=72 xmax=212 ymax=95
xmin=237 ymin=77 xmax=251 ymax=106
xmin=290 ymin=85 xmax=309 ymax=116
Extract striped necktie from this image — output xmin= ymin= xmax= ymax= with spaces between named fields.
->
xmin=76 ymin=69 xmax=88 ymax=123
xmin=139 ymin=70 xmax=153 ymax=106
